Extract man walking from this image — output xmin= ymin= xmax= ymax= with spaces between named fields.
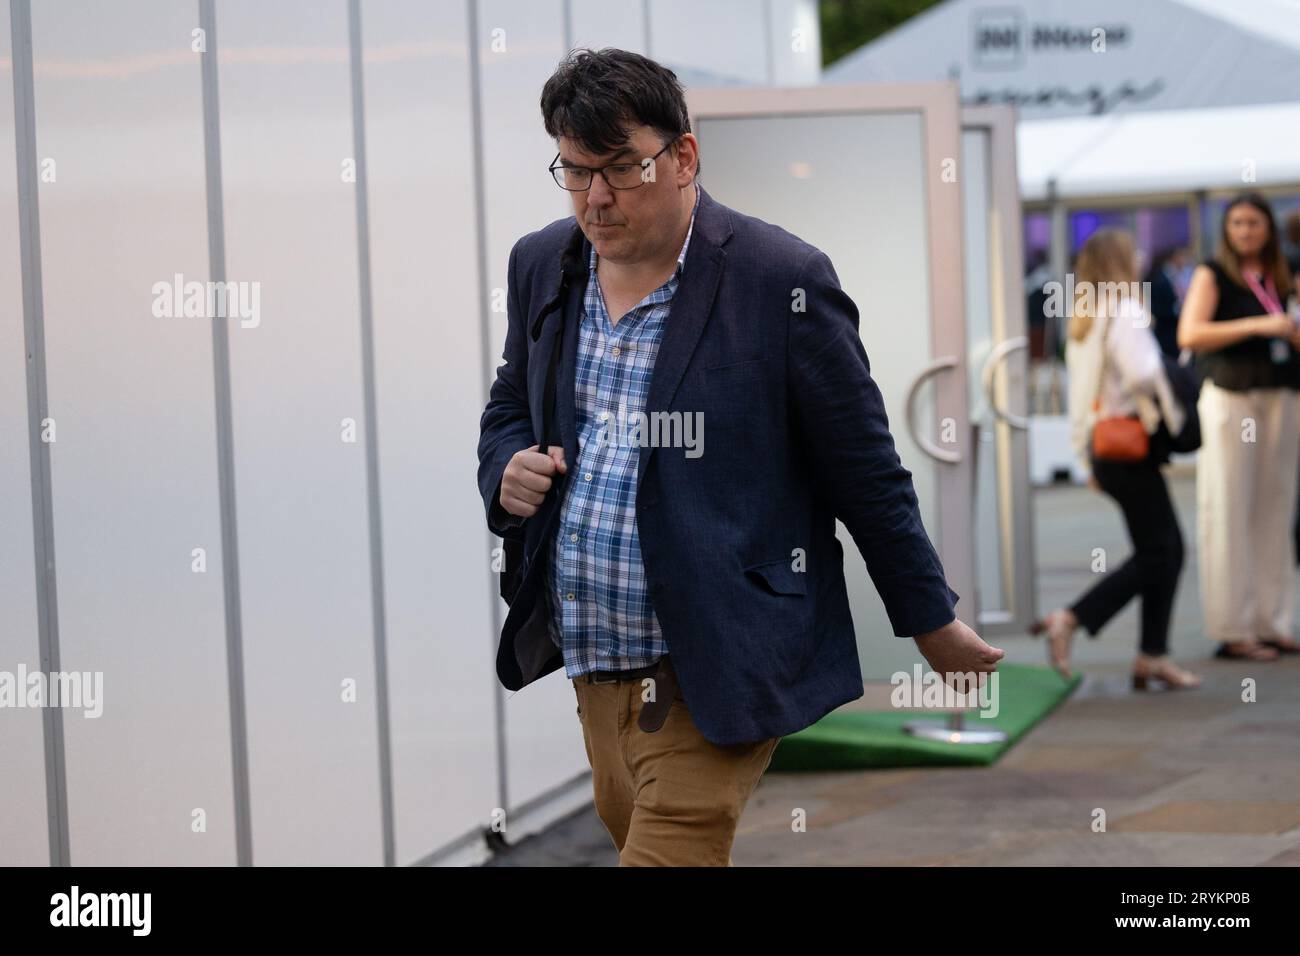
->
xmin=477 ymin=48 xmax=1002 ymax=866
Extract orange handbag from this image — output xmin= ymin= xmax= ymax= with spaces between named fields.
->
xmin=1090 ymin=314 xmax=1149 ymax=463
xmin=1091 ymin=399 xmax=1149 ymax=462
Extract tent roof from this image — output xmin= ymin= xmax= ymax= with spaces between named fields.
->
xmin=824 ymin=0 xmax=1300 ymax=120
xmin=1017 ymin=100 xmax=1300 ymax=201
xmin=1172 ymin=0 xmax=1300 ymax=52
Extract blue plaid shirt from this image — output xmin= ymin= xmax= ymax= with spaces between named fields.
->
xmin=547 ymin=184 xmax=700 ymax=676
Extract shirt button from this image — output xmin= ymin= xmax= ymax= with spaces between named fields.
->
xmin=584 ymin=472 xmax=593 ymax=481
xmin=566 ymin=593 xmax=575 ymax=601
xmin=599 ymin=411 xmax=609 ymax=422
xmin=569 ymin=533 xmax=579 ymax=542
xmin=611 ymin=346 xmax=621 ymax=357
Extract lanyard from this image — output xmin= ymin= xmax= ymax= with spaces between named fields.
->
xmin=1243 ymin=270 xmax=1284 ymax=315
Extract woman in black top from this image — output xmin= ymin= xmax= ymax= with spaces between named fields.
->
xmin=1178 ymin=193 xmax=1300 ymax=660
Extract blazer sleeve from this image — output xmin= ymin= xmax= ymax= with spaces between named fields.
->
xmin=477 ymin=238 xmax=534 ymax=540
xmin=788 ymin=249 xmax=959 ymax=637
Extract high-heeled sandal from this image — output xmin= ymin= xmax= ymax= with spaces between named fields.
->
xmin=1132 ymin=656 xmax=1203 ymax=690
xmin=1030 ymin=609 xmax=1077 ymax=678
xmin=1213 ymin=641 xmax=1279 ymax=661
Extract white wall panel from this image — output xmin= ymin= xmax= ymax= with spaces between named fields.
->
xmin=30 ymin=0 xmax=234 ymax=865
xmin=0 ymin=0 xmax=48 ymax=868
xmin=217 ymin=0 xmax=381 ymax=865
xmin=650 ymin=0 xmax=821 ymax=85
xmin=359 ymin=0 xmax=498 ymax=865
xmin=769 ymin=0 xmax=821 ymax=86
xmin=569 ymin=0 xmax=647 ymax=53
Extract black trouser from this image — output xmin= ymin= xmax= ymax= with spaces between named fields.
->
xmin=1069 ymin=453 xmax=1185 ymax=655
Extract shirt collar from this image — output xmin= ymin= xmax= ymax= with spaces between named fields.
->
xmin=588 ymin=181 xmax=701 ymax=277
xmin=676 ymin=181 xmax=701 ymax=276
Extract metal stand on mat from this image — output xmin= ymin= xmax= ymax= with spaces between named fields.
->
xmin=903 ymin=711 xmax=1007 ymax=745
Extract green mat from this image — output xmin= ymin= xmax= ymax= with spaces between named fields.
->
xmin=768 ymin=663 xmax=1081 ymax=772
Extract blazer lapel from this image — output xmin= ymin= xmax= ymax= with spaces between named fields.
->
xmin=636 ymin=185 xmax=732 ymax=489
xmin=541 ymin=186 xmax=733 ymax=488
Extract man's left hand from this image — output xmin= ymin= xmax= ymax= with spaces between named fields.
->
xmin=913 ymin=617 xmax=1004 ymax=694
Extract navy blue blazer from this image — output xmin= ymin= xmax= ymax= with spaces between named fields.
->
xmin=477 ymin=185 xmax=959 ymax=746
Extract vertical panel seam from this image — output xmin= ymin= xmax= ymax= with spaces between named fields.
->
xmin=762 ymin=0 xmax=774 ymax=85
xmin=466 ymin=0 xmax=510 ymax=823
xmin=347 ymin=0 xmax=396 ymax=868
xmin=197 ymin=0 xmax=253 ymax=868
xmin=11 ymin=0 xmax=70 ymax=869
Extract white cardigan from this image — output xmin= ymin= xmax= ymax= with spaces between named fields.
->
xmin=1064 ymin=296 xmax=1185 ymax=475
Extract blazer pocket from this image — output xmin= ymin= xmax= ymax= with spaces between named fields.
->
xmin=743 ymin=557 xmax=807 ymax=597
xmin=705 ymin=357 xmax=766 ymax=379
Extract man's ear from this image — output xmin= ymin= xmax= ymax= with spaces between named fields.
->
xmin=674 ymin=134 xmax=699 ymax=184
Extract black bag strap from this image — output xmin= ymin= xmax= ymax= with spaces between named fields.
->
xmin=499 ymin=224 xmax=584 ymax=607
xmin=530 ymin=223 xmax=587 ymax=455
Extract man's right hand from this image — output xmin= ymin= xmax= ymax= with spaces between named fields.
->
xmin=500 ymin=444 xmax=568 ymax=518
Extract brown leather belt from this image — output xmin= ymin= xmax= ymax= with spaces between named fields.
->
xmin=583 ymin=655 xmax=679 ymax=733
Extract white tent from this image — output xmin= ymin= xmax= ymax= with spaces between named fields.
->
xmin=1018 ymin=100 xmax=1300 ymax=201
xmin=825 ymin=0 xmax=1300 ymax=201
xmin=825 ymin=0 xmax=1300 ymax=120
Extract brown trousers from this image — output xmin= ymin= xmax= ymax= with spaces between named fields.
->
xmin=573 ymin=661 xmax=780 ymax=866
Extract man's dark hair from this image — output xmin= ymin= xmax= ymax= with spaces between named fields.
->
xmin=540 ymin=48 xmax=698 ymax=179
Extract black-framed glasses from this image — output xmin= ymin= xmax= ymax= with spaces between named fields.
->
xmin=548 ymin=138 xmax=678 ymax=191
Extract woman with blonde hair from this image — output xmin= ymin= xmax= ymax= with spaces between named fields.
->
xmin=1032 ymin=228 xmax=1201 ymax=688
xmin=1179 ymin=192 xmax=1300 ymax=660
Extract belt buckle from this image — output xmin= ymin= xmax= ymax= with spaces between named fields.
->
xmin=588 ymin=671 xmax=619 ymax=685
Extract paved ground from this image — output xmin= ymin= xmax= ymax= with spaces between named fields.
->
xmin=486 ymin=465 xmax=1300 ymax=866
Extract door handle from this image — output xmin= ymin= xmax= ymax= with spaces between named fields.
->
xmin=980 ymin=336 xmax=1029 ymax=431
xmin=904 ymin=355 xmax=962 ymax=464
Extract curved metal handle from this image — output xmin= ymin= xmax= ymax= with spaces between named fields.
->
xmin=904 ymin=355 xmax=962 ymax=464
xmin=980 ymin=336 xmax=1029 ymax=431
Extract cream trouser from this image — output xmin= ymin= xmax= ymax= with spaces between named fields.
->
xmin=1196 ymin=380 xmax=1300 ymax=641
